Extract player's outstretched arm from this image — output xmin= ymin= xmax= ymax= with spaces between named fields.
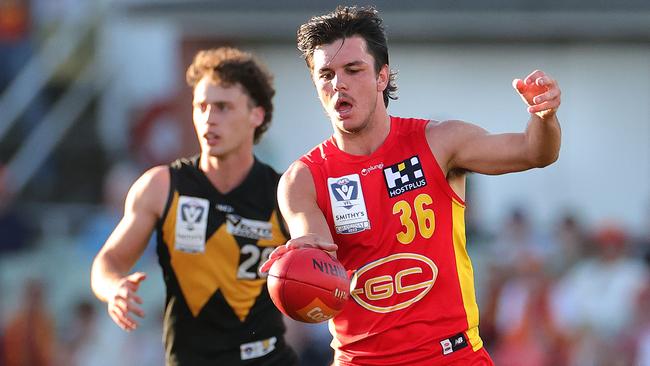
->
xmin=90 ymin=166 xmax=168 ymax=331
xmin=260 ymin=161 xmax=336 ymax=274
xmin=431 ymin=69 xmax=561 ymax=176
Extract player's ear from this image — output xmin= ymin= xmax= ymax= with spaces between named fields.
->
xmin=249 ymin=105 xmax=264 ymax=128
xmin=377 ymin=64 xmax=389 ymax=92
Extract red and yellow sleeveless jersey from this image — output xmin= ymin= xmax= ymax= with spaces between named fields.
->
xmin=299 ymin=116 xmax=484 ymax=365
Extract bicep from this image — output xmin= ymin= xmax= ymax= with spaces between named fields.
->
xmin=436 ymin=121 xmax=532 ymax=175
xmin=278 ymin=161 xmax=334 ymax=242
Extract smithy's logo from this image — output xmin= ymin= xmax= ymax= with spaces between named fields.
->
xmin=330 ymin=178 xmax=358 ymax=209
xmin=383 ymin=156 xmax=427 ymax=198
xmin=180 ymin=202 xmax=205 ymax=231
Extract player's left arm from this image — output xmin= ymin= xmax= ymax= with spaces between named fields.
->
xmin=431 ymin=70 xmax=561 ymax=175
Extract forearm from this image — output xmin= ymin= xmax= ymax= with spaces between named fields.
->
xmin=91 ymin=252 xmax=127 ymax=302
xmin=525 ymin=112 xmax=561 ymax=167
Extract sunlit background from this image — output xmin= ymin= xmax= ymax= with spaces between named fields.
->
xmin=0 ymin=1 xmax=649 ymax=365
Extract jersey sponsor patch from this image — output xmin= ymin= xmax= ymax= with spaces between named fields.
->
xmin=327 ymin=174 xmax=370 ymax=234
xmin=175 ymin=195 xmax=209 ymax=253
xmin=226 ymin=214 xmax=273 ymax=240
xmin=240 ymin=336 xmax=277 ymax=360
xmin=440 ymin=332 xmax=468 ymax=355
xmin=383 ymin=156 xmax=427 ymax=198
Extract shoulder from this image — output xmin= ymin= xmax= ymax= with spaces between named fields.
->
xmin=281 ymin=160 xmax=313 ymax=188
xmin=126 ymin=165 xmax=169 ymax=216
xmin=425 ymin=119 xmax=487 ymax=149
xmin=278 ymin=160 xmax=317 ymax=198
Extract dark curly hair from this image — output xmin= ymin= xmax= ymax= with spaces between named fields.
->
xmin=297 ymin=5 xmax=398 ymax=107
xmin=186 ymin=47 xmax=275 ymax=143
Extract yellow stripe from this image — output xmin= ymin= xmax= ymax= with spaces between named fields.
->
xmin=451 ymin=200 xmax=483 ymax=351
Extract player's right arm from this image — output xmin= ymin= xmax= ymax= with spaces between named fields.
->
xmin=90 ymin=166 xmax=169 ymax=331
xmin=260 ymin=161 xmax=336 ymax=273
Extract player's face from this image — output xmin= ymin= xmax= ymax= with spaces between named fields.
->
xmin=192 ymin=77 xmax=263 ymax=158
xmin=311 ymin=36 xmax=388 ymax=135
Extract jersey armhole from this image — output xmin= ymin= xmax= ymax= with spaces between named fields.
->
xmin=419 ymin=121 xmax=466 ymax=206
xmin=157 ymin=165 xmax=175 ymax=229
xmin=298 ymin=158 xmax=330 ymax=220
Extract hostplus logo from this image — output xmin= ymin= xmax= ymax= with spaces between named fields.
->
xmin=383 ymin=156 xmax=427 ymax=198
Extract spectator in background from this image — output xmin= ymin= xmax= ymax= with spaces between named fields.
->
xmin=547 ymin=213 xmax=588 ymax=277
xmin=492 ymin=256 xmax=568 ymax=366
xmin=0 ymin=0 xmax=32 ymax=92
xmin=2 ymin=279 xmax=55 ymax=366
xmin=492 ymin=207 xmax=549 ymax=270
xmin=552 ymin=223 xmax=650 ymax=364
xmin=59 ymin=300 xmax=97 ymax=366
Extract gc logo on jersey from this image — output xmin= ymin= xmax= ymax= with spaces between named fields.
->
xmin=327 ymin=174 xmax=370 ymax=234
xmin=175 ymin=196 xmax=209 ymax=253
xmin=383 ymin=156 xmax=427 ymax=198
xmin=350 ymin=253 xmax=438 ymax=313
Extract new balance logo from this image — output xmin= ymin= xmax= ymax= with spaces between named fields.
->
xmin=440 ymin=333 xmax=468 ymax=356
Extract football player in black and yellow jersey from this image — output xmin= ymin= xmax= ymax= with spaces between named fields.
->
xmin=91 ymin=47 xmax=298 ymax=366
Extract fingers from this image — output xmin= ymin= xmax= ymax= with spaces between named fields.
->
xmin=260 ymin=245 xmax=287 ymax=273
xmin=524 ymin=70 xmax=545 ymax=85
xmin=108 ymin=273 xmax=147 ymax=332
xmin=109 ymin=300 xmax=140 ymax=331
xmin=516 ymin=70 xmax=561 ymax=115
xmin=512 ymin=78 xmax=525 ymax=92
xmin=287 ymin=235 xmax=338 ymax=252
xmin=528 ymin=101 xmax=559 ymax=114
xmin=532 ymin=86 xmax=560 ymax=105
xmin=259 ymin=236 xmax=339 ymax=274
xmin=127 ymin=272 xmax=147 ymax=285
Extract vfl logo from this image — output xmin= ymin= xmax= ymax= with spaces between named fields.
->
xmin=383 ymin=156 xmax=427 ymax=198
xmin=328 ymin=174 xmax=371 ymax=234
xmin=180 ymin=202 xmax=205 ymax=231
xmin=350 ymin=253 xmax=438 ymax=313
xmin=175 ymin=196 xmax=209 ymax=253
xmin=330 ymin=178 xmax=358 ymax=209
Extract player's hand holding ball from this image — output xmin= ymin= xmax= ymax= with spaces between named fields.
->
xmin=266 ymin=247 xmax=349 ymax=323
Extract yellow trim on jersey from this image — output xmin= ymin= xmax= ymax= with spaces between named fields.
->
xmin=451 ymin=199 xmax=483 ymax=351
xmin=257 ymin=210 xmax=287 ymax=247
xmin=162 ymin=192 xmax=270 ymax=321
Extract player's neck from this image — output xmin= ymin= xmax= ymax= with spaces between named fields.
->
xmin=200 ymin=149 xmax=254 ymax=194
xmin=333 ymin=109 xmax=390 ymax=156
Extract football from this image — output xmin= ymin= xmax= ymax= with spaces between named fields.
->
xmin=267 ymin=247 xmax=350 ymax=323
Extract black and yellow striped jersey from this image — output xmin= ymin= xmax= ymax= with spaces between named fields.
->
xmin=155 ymin=155 xmax=297 ymax=366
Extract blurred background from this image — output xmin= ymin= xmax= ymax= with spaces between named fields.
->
xmin=0 ymin=0 xmax=648 ymax=365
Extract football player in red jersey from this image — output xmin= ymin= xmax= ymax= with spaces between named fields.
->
xmin=261 ymin=5 xmax=561 ymax=366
